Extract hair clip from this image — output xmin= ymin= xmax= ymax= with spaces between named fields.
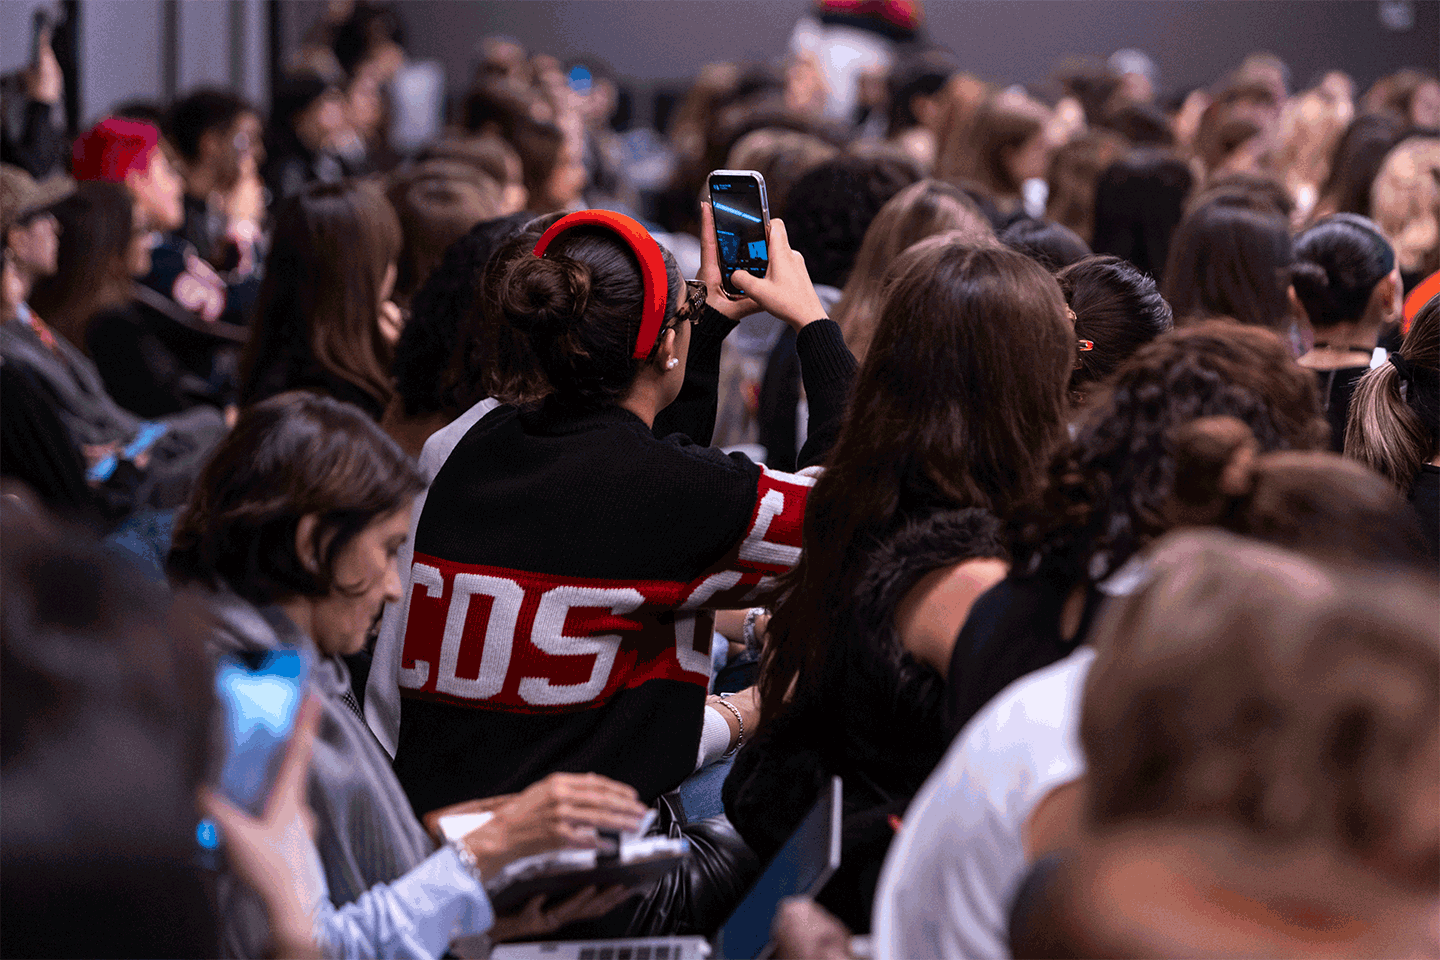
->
xmin=1074 ymin=339 xmax=1094 ymax=370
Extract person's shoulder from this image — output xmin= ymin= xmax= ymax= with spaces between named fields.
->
xmin=943 ymin=648 xmax=1096 ymax=792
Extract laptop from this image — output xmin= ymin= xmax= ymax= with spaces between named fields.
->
xmin=489 ymin=776 xmax=843 ymax=960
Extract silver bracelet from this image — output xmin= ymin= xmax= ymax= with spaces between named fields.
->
xmin=742 ymin=607 xmax=766 ymax=651
xmin=448 ymin=838 xmax=485 ymax=885
xmin=713 ymin=693 xmax=745 ymax=758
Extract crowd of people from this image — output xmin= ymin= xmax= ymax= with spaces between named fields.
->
xmin=1 ymin=1 xmax=1437 ymax=957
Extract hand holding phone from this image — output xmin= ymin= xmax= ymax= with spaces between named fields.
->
xmin=707 ymin=170 xmax=771 ymax=299
xmin=213 ymin=650 xmax=311 ymax=815
xmin=199 ymin=691 xmax=323 ymax=955
xmin=725 ymin=218 xmax=828 ymax=332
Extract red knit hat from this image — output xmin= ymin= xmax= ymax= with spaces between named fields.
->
xmin=72 ymin=117 xmax=160 ymax=183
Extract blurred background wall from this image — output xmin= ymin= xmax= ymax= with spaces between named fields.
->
xmin=1 ymin=0 xmax=1435 ymax=127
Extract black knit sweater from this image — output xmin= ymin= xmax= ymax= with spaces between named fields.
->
xmin=392 ymin=312 xmax=856 ymax=814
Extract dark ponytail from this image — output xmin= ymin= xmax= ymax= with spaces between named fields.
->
xmin=1056 ymin=255 xmax=1173 ymax=395
xmin=483 ymin=224 xmax=681 ymax=410
xmin=1290 ymin=214 xmax=1396 ymax=330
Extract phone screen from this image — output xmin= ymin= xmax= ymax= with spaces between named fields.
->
xmin=213 ymin=650 xmax=308 ymax=816
xmin=709 ymin=172 xmax=770 ymax=298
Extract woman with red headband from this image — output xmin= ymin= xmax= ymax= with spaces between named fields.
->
xmin=387 ymin=203 xmax=853 ymax=838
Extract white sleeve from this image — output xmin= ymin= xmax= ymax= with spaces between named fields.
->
xmin=312 ymin=845 xmax=495 ymax=960
xmin=693 ymin=703 xmax=734 ymax=772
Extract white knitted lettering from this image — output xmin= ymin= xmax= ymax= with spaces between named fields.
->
xmin=519 ymin=586 xmax=645 ymax=706
xmin=435 ymin=574 xmax=524 ymax=700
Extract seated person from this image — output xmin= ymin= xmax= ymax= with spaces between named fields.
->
xmin=73 ymin=117 xmax=252 ymax=412
xmin=1008 ymin=531 xmax=1438 ymax=958
xmin=873 ymin=418 xmax=1430 ymax=959
xmin=169 ymin=392 xmax=646 ymax=958
xmin=1291 ymin=214 xmax=1402 ymax=450
xmin=387 ymin=206 xmax=852 ymax=827
xmin=1 ymin=163 xmax=228 ymax=511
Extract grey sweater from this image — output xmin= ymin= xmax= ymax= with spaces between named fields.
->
xmin=0 ymin=312 xmax=227 ymax=507
xmin=193 ymin=585 xmax=437 ymax=955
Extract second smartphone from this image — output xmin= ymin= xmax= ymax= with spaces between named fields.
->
xmin=708 ymin=170 xmax=770 ymax=298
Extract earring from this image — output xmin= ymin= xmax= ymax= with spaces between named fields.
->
xmin=666 ymin=358 xmax=679 ymax=369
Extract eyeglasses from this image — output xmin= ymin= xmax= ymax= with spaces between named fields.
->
xmin=677 ymin=279 xmax=707 ymax=325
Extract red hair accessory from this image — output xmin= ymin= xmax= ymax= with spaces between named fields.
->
xmin=533 ymin=210 xmax=669 ymax=359
xmin=73 ymin=118 xmax=161 ymax=184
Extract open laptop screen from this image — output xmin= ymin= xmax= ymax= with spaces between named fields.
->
xmin=713 ymin=776 xmax=842 ymax=960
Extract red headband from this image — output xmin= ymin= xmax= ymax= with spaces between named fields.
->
xmin=533 ymin=210 xmax=669 ymax=359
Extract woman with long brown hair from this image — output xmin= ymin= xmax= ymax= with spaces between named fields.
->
xmin=1346 ymin=293 xmax=1439 ymax=561
xmin=240 ymin=178 xmax=403 ymax=420
xmin=830 ymin=179 xmax=993 ymax=361
xmin=723 ymin=240 xmax=1076 ymax=931
xmin=937 ymin=90 xmax=1054 ymax=220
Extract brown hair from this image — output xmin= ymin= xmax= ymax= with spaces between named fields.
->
xmin=1055 ymin=255 xmax=1172 ymax=399
xmin=1345 ymin=294 xmax=1440 ymax=491
xmin=932 ymin=73 xmax=993 ymax=184
xmin=387 ymin=161 xmax=501 ymax=304
xmin=1362 ymin=68 xmax=1440 ymax=126
xmin=759 ymin=241 xmax=1075 ymax=728
xmin=724 ymin=127 xmax=838 ymax=218
xmin=1167 ymin=416 xmax=1430 ymax=566
xmin=1044 ymin=131 xmax=1130 ymax=245
xmin=27 ymin=182 xmax=137 ymax=350
xmin=1081 ymin=530 xmax=1439 ymax=892
xmin=241 ymin=179 xmax=402 ymax=413
xmin=169 ymin=391 xmax=424 ymax=606
xmin=1161 ymin=197 xmax=1293 ymax=330
xmin=830 ymin=179 xmax=994 ymax=360
xmin=1012 ymin=322 xmax=1329 ymax=585
xmin=944 ymin=91 xmax=1049 ymax=199
xmin=482 ymin=219 xmax=682 ymax=411
xmin=419 ymin=134 xmax=523 ymax=189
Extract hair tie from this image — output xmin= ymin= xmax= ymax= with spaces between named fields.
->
xmin=1389 ymin=352 xmax=1415 ymax=384
xmin=533 ymin=210 xmax=669 ymax=359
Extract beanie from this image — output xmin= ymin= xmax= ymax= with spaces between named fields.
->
xmin=72 ymin=118 xmax=160 ymax=183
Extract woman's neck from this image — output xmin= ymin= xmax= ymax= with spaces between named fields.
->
xmin=1299 ymin=317 xmax=1382 ymax=369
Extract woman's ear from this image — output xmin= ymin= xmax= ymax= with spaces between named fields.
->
xmin=294 ymin=513 xmax=321 ymax=574
xmin=1373 ymin=268 xmax=1402 ymax=322
xmin=656 ymin=326 xmax=680 ymax=371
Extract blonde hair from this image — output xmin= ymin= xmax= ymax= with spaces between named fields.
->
xmin=1371 ymin=136 xmax=1440 ymax=276
xmin=830 ymin=180 xmax=994 ymax=359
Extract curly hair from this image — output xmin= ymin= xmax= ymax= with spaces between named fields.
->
xmin=1011 ymin=321 xmax=1329 ymax=585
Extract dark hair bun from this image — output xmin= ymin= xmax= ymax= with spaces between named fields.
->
xmin=1170 ymin=416 xmax=1261 ymax=520
xmin=499 ymin=252 xmax=594 ymax=340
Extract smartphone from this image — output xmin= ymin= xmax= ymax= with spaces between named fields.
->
xmin=86 ymin=421 xmax=170 ymax=483
xmin=31 ymin=10 xmax=50 ymax=67
xmin=213 ymin=649 xmax=309 ymax=816
xmin=708 ymin=170 xmax=770 ymax=299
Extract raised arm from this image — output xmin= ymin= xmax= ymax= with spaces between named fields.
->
xmin=729 ymin=218 xmax=856 ymax=469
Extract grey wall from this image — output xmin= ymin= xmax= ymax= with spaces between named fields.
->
xmin=0 ymin=0 xmax=269 ymax=126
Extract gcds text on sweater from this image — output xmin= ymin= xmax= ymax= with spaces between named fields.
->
xmin=397 ymin=467 xmax=809 ymax=711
